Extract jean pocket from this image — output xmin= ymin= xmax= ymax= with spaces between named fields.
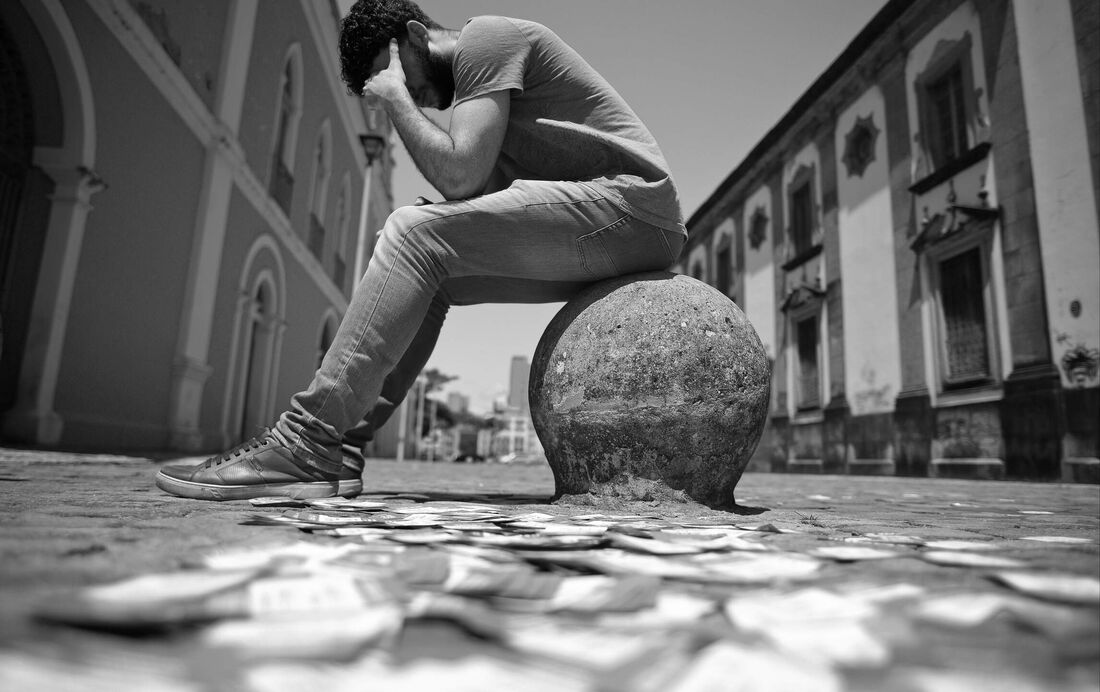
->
xmin=577 ymin=216 xmax=677 ymax=278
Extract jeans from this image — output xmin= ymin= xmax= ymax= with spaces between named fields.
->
xmin=276 ymin=179 xmax=685 ymax=465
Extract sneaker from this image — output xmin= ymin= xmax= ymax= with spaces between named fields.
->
xmin=155 ymin=430 xmax=363 ymax=501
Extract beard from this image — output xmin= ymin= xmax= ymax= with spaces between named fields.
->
xmin=415 ymin=42 xmax=455 ymax=110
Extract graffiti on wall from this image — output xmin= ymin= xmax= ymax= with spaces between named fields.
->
xmin=1057 ymin=333 xmax=1099 ymax=387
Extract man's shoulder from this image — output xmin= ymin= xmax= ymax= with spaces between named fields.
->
xmin=460 ymin=15 xmax=548 ymax=43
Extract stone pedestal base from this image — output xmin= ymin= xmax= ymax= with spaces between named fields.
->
xmin=529 ymin=272 xmax=771 ymax=509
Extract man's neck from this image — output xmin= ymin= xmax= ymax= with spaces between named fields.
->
xmin=429 ymin=28 xmax=462 ymax=65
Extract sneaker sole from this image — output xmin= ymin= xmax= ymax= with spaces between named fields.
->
xmin=154 ymin=471 xmax=362 ymax=501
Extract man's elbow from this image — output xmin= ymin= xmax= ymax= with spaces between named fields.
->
xmin=436 ymin=164 xmax=492 ymax=201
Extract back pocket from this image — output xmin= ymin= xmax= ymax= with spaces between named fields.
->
xmin=577 ymin=216 xmax=672 ymax=278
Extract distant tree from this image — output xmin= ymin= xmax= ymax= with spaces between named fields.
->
xmin=421 ymin=367 xmax=457 ymax=394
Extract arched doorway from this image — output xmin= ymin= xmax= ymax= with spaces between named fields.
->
xmin=237 ymin=280 xmax=276 ymax=442
xmin=219 ymin=237 xmax=286 ymax=448
xmin=0 ymin=12 xmax=36 ymax=413
xmin=0 ymin=0 xmax=97 ymax=446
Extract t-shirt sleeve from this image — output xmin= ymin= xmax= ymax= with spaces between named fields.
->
xmin=452 ymin=16 xmax=529 ymax=106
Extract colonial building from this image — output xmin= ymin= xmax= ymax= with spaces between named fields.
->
xmin=0 ymin=0 xmax=395 ymax=452
xmin=681 ymin=0 xmax=1098 ymax=480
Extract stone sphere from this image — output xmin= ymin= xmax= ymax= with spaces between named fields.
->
xmin=530 ymin=272 xmax=771 ymax=509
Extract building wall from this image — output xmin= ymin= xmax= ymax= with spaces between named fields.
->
xmin=53 ymin=0 xmax=202 ymax=446
xmin=836 ymin=85 xmax=901 ymax=419
xmin=124 ymin=0 xmax=229 ymax=113
xmin=684 ymin=0 xmax=1099 ymax=480
xmin=741 ymin=185 xmax=777 ymax=359
xmin=1013 ymin=0 xmax=1100 ymax=389
xmin=0 ymin=0 xmax=394 ymax=452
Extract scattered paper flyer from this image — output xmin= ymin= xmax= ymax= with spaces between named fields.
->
xmin=989 ymin=571 xmax=1100 ymax=605
xmin=920 ymin=551 xmax=1027 ymax=569
xmin=809 ymin=545 xmax=903 ymax=561
xmin=665 ymin=640 xmax=842 ymax=692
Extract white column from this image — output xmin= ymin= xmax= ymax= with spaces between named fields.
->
xmin=1013 ymin=0 xmax=1100 ymax=386
xmin=2 ymin=164 xmax=104 ymax=443
xmin=168 ymin=0 xmax=258 ymax=449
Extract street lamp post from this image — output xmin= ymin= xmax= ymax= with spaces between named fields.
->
xmin=353 ymin=133 xmax=386 ymax=284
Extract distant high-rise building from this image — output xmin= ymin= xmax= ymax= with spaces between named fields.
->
xmin=508 ymin=356 xmax=530 ymax=412
xmin=446 ymin=392 xmax=469 ymax=415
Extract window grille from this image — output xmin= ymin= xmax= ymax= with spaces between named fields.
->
xmin=797 ymin=316 xmax=820 ymax=409
xmin=939 ymin=248 xmax=989 ymax=383
xmin=790 ymin=183 xmax=814 ymax=255
xmin=927 ymin=64 xmax=968 ymax=169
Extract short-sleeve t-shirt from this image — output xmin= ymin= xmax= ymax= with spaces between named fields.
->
xmin=452 ymin=16 xmax=685 ymax=234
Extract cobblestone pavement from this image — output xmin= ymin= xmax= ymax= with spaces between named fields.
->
xmin=0 ymin=447 xmax=1097 ymax=691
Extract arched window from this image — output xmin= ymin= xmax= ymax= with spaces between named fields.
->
xmin=307 ymin=123 xmax=331 ymax=259
xmin=333 ymin=174 xmax=352 ymax=289
xmin=238 ymin=278 xmax=278 ymax=441
xmin=317 ymin=313 xmax=338 ymax=370
xmin=269 ymin=46 xmax=302 ymax=214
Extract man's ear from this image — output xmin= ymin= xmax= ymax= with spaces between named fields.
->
xmin=405 ymin=20 xmax=430 ymax=49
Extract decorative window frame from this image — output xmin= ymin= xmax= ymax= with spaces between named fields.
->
xmin=782 ymin=162 xmax=823 ymax=271
xmin=269 ymin=45 xmax=303 ymax=179
xmin=906 ymin=3 xmax=993 ymax=190
xmin=308 ymin=120 xmax=332 ymax=221
xmin=915 ymin=213 xmax=1004 ymax=405
xmin=712 ymin=217 xmax=735 ymax=300
xmin=914 ymin=32 xmax=977 ymax=173
xmin=842 ymin=114 xmax=879 ymax=179
xmin=782 ymin=284 xmax=828 ymax=418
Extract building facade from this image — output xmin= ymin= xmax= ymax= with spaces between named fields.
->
xmin=0 ymin=0 xmax=395 ymax=452
xmin=681 ymin=0 xmax=1098 ymax=480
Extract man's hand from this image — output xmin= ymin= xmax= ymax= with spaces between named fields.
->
xmin=362 ymin=39 xmax=406 ymax=103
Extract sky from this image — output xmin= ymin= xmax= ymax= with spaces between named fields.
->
xmin=353 ymin=0 xmax=889 ymax=412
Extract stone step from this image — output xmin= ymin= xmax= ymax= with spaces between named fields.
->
xmin=786 ymin=459 xmax=823 ymax=474
xmin=848 ymin=459 xmax=896 ymax=476
xmin=930 ymin=457 xmax=1005 ymax=481
xmin=1062 ymin=457 xmax=1100 ymax=485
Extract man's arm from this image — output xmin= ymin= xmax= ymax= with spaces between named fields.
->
xmin=366 ymin=40 xmax=508 ymax=201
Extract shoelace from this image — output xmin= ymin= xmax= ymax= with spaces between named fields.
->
xmin=204 ymin=434 xmax=273 ymax=467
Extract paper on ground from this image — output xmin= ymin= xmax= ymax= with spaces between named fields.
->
xmin=202 ymin=607 xmax=402 ymax=660
xmin=694 ymin=553 xmax=823 ymax=584
xmin=990 ymin=571 xmax=1100 ymax=605
xmin=921 ymin=551 xmax=1026 ymax=568
xmin=665 ymin=640 xmax=842 ymax=692
xmin=810 ymin=545 xmax=903 ymax=561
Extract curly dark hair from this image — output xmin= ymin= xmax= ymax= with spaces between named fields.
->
xmin=339 ymin=0 xmax=440 ymax=95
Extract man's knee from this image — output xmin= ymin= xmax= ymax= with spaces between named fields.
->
xmin=380 ymin=205 xmax=435 ymax=246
